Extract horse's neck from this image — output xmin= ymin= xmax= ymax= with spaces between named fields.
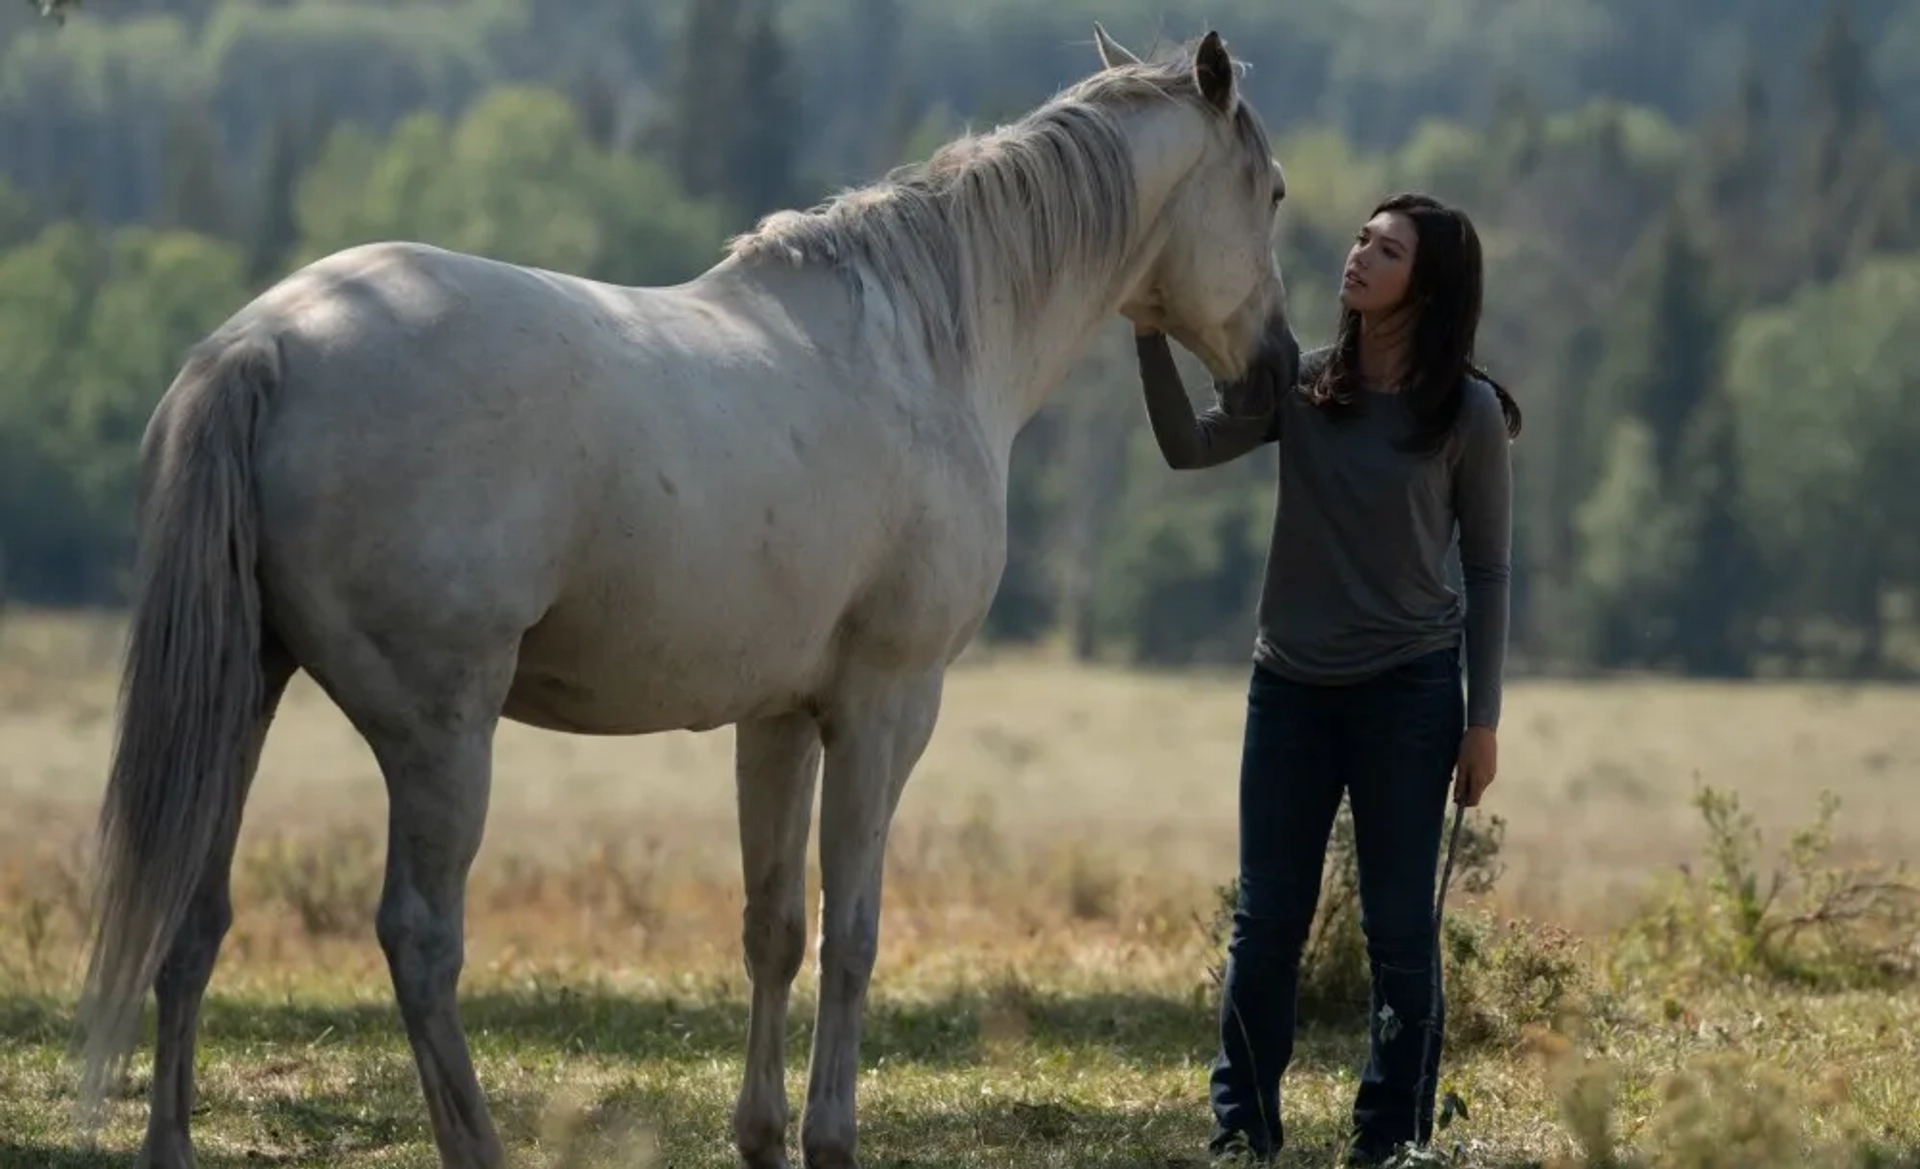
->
xmin=959 ymin=277 xmax=1132 ymax=453
xmin=690 ymin=103 xmax=1186 ymax=456
xmin=961 ymin=110 xmax=1192 ymax=451
xmin=703 ymin=241 xmax=1142 ymax=458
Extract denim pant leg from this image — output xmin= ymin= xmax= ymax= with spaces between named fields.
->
xmin=1208 ymin=664 xmax=1345 ymax=1159
xmin=1338 ymin=647 xmax=1465 ymax=1154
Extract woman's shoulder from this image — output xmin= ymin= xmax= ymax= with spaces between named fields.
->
xmin=1458 ymin=368 xmax=1506 ymax=427
xmin=1284 ymin=346 xmax=1335 ymax=407
xmin=1299 ymin=345 xmax=1335 ymax=384
xmin=1450 ymin=367 xmax=1517 ymax=464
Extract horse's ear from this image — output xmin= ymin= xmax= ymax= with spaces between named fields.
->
xmin=1193 ymin=30 xmax=1236 ymax=113
xmin=1092 ymin=22 xmax=1141 ymax=70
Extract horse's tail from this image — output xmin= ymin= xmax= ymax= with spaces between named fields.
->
xmin=74 ymin=331 xmax=282 ymax=1134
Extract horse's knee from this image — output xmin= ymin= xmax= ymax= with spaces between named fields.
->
xmin=817 ymin=913 xmax=879 ymax=1003
xmin=743 ymin=896 xmax=807 ymax=985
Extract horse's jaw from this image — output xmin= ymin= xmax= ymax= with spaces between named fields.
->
xmin=1161 ymin=317 xmax=1259 ymax=384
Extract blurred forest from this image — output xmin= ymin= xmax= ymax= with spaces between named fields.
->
xmin=2 ymin=0 xmax=1918 ymax=681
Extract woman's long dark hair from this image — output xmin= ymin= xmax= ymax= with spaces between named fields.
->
xmin=1303 ymin=192 xmax=1523 ymax=454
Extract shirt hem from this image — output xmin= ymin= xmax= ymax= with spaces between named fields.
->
xmin=1251 ymin=630 xmax=1464 ymax=688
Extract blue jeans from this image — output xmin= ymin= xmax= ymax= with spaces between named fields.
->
xmin=1207 ymin=647 xmax=1464 ymax=1161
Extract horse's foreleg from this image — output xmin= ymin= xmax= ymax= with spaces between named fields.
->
xmin=801 ymin=669 xmax=946 ymax=1169
xmin=733 ymin=713 xmax=824 ymax=1169
xmin=359 ymin=666 xmax=510 ymax=1169
xmin=142 ymin=642 xmax=295 ymax=1169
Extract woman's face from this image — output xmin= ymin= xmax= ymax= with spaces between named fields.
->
xmin=1339 ymin=210 xmax=1418 ymax=316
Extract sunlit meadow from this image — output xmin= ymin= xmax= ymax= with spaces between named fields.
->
xmin=1 ymin=609 xmax=1915 ymax=1168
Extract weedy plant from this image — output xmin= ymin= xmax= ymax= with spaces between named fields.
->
xmin=1613 ymin=781 xmax=1920 ymax=991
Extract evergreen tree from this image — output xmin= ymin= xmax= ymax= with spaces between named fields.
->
xmin=1692 ymin=48 xmax=1777 ymax=302
xmin=849 ymin=0 xmax=907 ymax=174
xmin=661 ymin=0 xmax=745 ymax=206
xmin=1518 ymin=317 xmax=1601 ymax=665
xmin=657 ymin=0 xmax=799 ymax=224
xmin=1569 ymin=202 xmax=1730 ymax=667
xmin=157 ymin=100 xmax=229 ymax=240
xmin=1665 ymin=381 xmax=1763 ymax=676
xmin=726 ymin=0 xmax=800 ymax=220
xmin=1793 ymin=0 xmax=1889 ymax=281
xmin=572 ymin=69 xmax=624 ymax=154
xmin=1486 ymin=77 xmax=1544 ymax=181
xmin=1582 ymin=203 xmax=1724 ymax=488
xmin=242 ymin=105 xmax=320 ymax=286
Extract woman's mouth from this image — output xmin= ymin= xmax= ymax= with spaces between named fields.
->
xmin=1342 ymin=271 xmax=1365 ymax=290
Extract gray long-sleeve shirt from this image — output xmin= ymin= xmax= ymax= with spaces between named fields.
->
xmin=1134 ymin=332 xmax=1513 ymax=730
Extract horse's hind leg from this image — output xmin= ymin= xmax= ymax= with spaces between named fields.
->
xmin=142 ymin=636 xmax=296 ymax=1169
xmin=343 ymin=649 xmax=514 ymax=1169
xmin=733 ymin=713 xmax=823 ymax=1169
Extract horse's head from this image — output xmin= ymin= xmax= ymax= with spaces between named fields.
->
xmin=1092 ymin=25 xmax=1296 ymax=387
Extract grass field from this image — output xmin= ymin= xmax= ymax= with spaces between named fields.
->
xmin=1 ymin=609 xmax=1916 ymax=1168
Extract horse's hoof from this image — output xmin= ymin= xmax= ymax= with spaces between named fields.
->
xmin=136 ymin=1134 xmax=197 ymax=1169
xmin=735 ymin=1109 xmax=792 ymax=1169
xmin=801 ymin=1145 xmax=859 ymax=1169
xmin=740 ymin=1146 xmax=793 ymax=1169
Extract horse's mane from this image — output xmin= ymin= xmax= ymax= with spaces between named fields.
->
xmin=725 ymin=46 xmax=1272 ymax=378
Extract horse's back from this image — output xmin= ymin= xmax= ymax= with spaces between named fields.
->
xmin=225 ymin=240 xmax=969 ymax=732
xmin=238 ymin=244 xmax=631 ymax=632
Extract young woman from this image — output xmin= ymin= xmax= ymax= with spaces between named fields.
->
xmin=1132 ymin=192 xmax=1520 ymax=1165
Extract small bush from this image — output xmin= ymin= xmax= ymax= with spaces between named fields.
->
xmin=239 ymin=821 xmax=384 ymax=938
xmin=1613 ymin=782 xmax=1920 ymax=991
xmin=1520 ymin=1037 xmax=1892 ymax=1169
xmin=1442 ymin=910 xmax=1599 ymax=1049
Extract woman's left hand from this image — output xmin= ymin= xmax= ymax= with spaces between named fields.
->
xmin=1453 ymin=726 xmax=1498 ymax=807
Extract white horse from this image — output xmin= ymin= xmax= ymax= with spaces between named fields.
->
xmin=74 ymin=24 xmax=1298 ymax=1169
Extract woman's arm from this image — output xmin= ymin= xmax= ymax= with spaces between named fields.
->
xmin=1454 ymin=382 xmax=1514 ymax=732
xmin=1135 ymin=331 xmax=1278 ymax=470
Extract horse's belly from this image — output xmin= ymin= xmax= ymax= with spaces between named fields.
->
xmin=500 ymin=670 xmax=798 ymax=736
xmin=500 ymin=512 xmax=999 ymax=737
xmin=501 ymin=657 xmax=814 ymax=735
xmin=501 ymin=579 xmax=842 ymax=735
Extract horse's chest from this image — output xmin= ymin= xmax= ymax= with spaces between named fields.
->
xmin=847 ymin=491 xmax=1008 ymax=660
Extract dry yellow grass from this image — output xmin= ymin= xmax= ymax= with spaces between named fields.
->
xmin=1 ymin=608 xmax=1916 ymax=1167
